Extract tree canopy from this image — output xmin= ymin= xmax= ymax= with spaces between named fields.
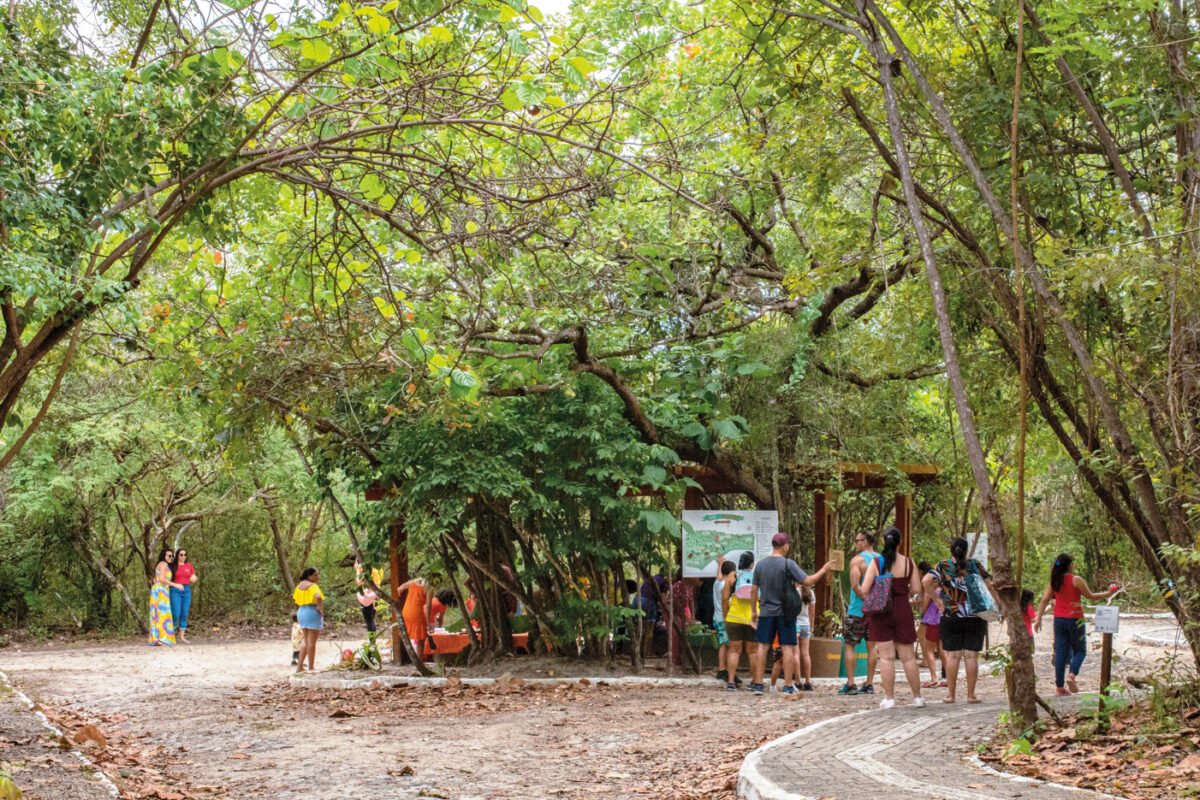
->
xmin=1 ymin=0 xmax=1197 ymax=721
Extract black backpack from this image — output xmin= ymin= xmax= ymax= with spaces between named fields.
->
xmin=782 ymin=582 xmax=803 ymax=620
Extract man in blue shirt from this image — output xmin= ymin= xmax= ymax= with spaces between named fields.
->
xmin=839 ymin=531 xmax=879 ymax=695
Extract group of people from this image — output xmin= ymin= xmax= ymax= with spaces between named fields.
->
xmin=289 ymin=562 xmax=461 ymax=672
xmin=708 ymin=529 xmax=1119 ymax=707
xmin=282 ymin=533 xmax=1116 ymax=694
xmin=713 ymin=532 xmax=834 ymax=695
xmin=148 ymin=548 xmax=197 ymax=646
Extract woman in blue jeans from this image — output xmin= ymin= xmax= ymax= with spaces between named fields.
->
xmin=1035 ymin=553 xmax=1118 ymax=694
xmin=170 ymin=549 xmax=197 ymax=643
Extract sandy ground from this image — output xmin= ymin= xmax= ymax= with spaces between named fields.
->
xmin=0 ymin=615 xmax=1186 ymax=800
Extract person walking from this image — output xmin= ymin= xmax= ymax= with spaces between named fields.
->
xmin=858 ymin=528 xmax=925 ymax=708
xmin=149 ymin=549 xmax=183 ymax=646
xmin=749 ymin=533 xmax=833 ymax=696
xmin=1035 ymin=553 xmax=1119 ymax=695
xmin=170 ymin=549 xmax=196 ymax=643
xmin=839 ymin=531 xmax=879 ymax=696
xmin=293 ymin=567 xmax=324 ymax=673
xmin=932 ymin=537 xmax=996 ymax=704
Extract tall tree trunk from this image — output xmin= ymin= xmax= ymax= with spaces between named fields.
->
xmin=856 ymin=0 xmax=1038 ymax=723
xmin=74 ymin=529 xmax=147 ymax=634
xmin=861 ymin=0 xmax=1200 ymax=672
xmin=254 ymin=478 xmax=295 ymax=593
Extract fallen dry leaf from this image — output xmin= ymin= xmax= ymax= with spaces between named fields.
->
xmin=73 ymin=723 xmax=107 ymax=750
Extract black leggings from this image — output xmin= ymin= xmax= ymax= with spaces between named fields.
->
xmin=361 ymin=604 xmax=377 ymax=632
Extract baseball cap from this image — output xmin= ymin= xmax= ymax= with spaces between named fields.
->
xmin=771 ymin=532 xmax=789 ymax=547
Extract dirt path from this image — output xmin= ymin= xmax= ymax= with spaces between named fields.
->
xmin=0 ymin=638 xmax=859 ymax=799
xmin=0 ymin=617 xmax=1180 ymax=800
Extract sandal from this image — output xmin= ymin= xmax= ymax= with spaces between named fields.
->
xmin=921 ymin=680 xmax=938 ymax=689
xmin=967 ymin=697 xmax=982 ymax=704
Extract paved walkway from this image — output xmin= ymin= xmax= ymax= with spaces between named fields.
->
xmin=739 ymin=699 xmax=1125 ymax=800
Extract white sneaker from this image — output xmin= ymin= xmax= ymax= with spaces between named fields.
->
xmin=913 ymin=696 xmax=927 ymax=708
xmin=880 ymin=698 xmax=897 ymax=709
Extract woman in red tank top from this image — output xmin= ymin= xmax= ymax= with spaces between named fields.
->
xmin=1034 ymin=554 xmax=1119 ymax=695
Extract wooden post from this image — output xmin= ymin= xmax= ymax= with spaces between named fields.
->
xmin=814 ymin=489 xmax=832 ymax=630
xmin=894 ymin=493 xmax=913 ymax=556
xmin=389 ymin=518 xmax=408 ymax=664
xmin=671 ymin=487 xmax=706 ymax=677
xmin=1099 ymin=632 xmax=1113 ymax=698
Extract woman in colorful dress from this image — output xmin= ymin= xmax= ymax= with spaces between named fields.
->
xmin=170 ymin=549 xmax=196 ymax=643
xmin=293 ymin=567 xmax=324 ymax=673
xmin=149 ymin=549 xmax=183 ymax=646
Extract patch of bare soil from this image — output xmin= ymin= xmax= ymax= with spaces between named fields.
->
xmin=2 ymin=638 xmax=877 ymax=800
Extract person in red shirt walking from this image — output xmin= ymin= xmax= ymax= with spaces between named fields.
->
xmin=170 ymin=549 xmax=197 ymax=643
xmin=1035 ymin=553 xmax=1119 ymax=695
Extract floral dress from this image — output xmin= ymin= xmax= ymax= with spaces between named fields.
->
xmin=148 ymin=562 xmax=177 ymax=646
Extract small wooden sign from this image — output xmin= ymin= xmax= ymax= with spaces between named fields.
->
xmin=829 ymin=549 xmax=845 ymax=572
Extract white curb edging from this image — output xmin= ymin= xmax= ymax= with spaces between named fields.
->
xmin=0 ymin=669 xmax=121 ymax=798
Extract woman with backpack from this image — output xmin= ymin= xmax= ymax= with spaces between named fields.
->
xmin=858 ymin=527 xmax=925 ymax=708
xmin=1035 ymin=553 xmax=1119 ymax=695
xmin=931 ymin=537 xmax=997 ymax=704
xmin=720 ymin=551 xmax=756 ymax=691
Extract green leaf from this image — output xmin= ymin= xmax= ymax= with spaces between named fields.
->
xmin=500 ymin=88 xmax=524 ymax=111
xmin=567 ymin=56 xmax=597 ymax=76
xmin=514 ymin=81 xmax=547 ymax=107
xmin=449 ymin=369 xmax=479 ymax=400
xmin=373 ymin=296 xmax=396 ymax=319
xmin=712 ymin=418 xmax=744 ymax=442
xmin=428 ymin=25 xmax=453 ymax=42
xmin=640 ymin=509 xmax=678 ymax=535
xmin=366 ymin=15 xmax=390 ymax=35
xmin=507 ymin=29 xmax=530 ymax=55
xmin=300 ymin=38 xmax=333 ymax=62
xmin=642 ymin=464 xmax=667 ymax=485
xmin=737 ymin=361 xmax=770 ymax=376
xmin=526 ymin=4 xmax=544 ymax=22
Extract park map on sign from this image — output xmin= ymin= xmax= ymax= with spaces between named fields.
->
xmin=680 ymin=511 xmax=778 ymax=577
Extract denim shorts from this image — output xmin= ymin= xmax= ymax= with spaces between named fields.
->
xmin=297 ymin=604 xmax=323 ymax=630
xmin=797 ymin=624 xmax=812 ymax=640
